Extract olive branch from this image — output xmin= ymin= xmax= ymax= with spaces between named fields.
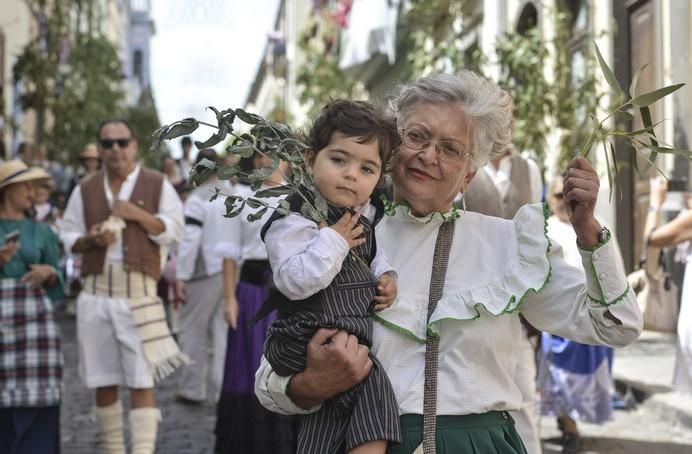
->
xmin=151 ymin=107 xmax=379 ymax=271
xmin=151 ymin=107 xmax=329 ymax=223
xmin=588 ymin=42 xmax=691 ymax=199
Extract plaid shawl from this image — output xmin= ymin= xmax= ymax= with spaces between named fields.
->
xmin=0 ymin=278 xmax=63 ymax=407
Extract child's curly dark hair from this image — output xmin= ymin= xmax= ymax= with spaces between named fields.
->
xmin=304 ymin=99 xmax=399 ymax=185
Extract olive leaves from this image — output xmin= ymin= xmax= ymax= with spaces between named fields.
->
xmin=589 ymin=42 xmax=690 ymax=199
xmin=150 ymin=107 xmax=329 ymax=223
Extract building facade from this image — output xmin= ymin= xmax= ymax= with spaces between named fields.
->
xmin=0 ymin=0 xmax=156 ymax=159
xmin=245 ymin=0 xmax=692 ymax=271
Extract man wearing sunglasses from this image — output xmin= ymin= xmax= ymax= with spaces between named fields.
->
xmin=60 ymin=119 xmax=185 ymax=454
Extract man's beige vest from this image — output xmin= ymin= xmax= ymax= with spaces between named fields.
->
xmin=80 ymin=168 xmax=164 ymax=280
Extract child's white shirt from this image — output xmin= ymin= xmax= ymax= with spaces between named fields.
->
xmin=264 ymin=201 xmax=395 ymax=301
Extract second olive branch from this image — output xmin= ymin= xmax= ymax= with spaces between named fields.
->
xmin=587 ymin=42 xmax=692 ymax=200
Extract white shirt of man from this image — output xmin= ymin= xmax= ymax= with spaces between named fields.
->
xmin=60 ymin=165 xmax=184 ymax=268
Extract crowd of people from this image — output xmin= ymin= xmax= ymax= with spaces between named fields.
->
xmin=13 ymin=69 xmax=692 ymax=454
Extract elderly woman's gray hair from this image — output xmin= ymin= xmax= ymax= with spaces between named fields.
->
xmin=388 ymin=71 xmax=513 ymax=170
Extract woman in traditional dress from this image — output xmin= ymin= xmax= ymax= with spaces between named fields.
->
xmin=0 ymin=160 xmax=64 ymax=454
xmin=646 ymin=176 xmax=692 ymax=393
xmin=538 ymin=175 xmax=615 ymax=453
xmin=256 ymin=71 xmax=643 ymax=453
xmin=214 ymin=152 xmax=295 ymax=453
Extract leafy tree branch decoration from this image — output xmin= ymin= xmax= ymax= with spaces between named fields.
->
xmin=151 ymin=107 xmax=329 ymax=223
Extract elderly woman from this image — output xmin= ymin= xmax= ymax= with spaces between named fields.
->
xmin=255 ymin=71 xmax=642 ymax=454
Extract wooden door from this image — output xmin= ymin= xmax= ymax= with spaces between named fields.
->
xmin=629 ymin=0 xmax=657 ymax=267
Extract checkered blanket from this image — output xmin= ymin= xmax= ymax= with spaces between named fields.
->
xmin=0 ymin=278 xmax=63 ymax=407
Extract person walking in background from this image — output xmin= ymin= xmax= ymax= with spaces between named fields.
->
xmin=32 ymin=178 xmax=59 ymax=227
xmin=162 ymin=153 xmax=186 ymax=191
xmin=538 ymin=175 xmax=615 ymax=453
xmin=174 ymin=149 xmax=233 ymax=405
xmin=79 ymin=143 xmax=102 ymax=178
xmin=213 ymin=150 xmax=296 ymax=454
xmin=68 ymin=143 xmax=102 ymax=196
xmin=15 ymin=142 xmax=33 ymax=165
xmin=177 ymin=136 xmax=194 ymax=182
xmin=462 ymin=142 xmax=544 ymax=454
xmin=646 ymin=176 xmax=692 ymax=393
xmin=60 ymin=119 xmax=185 ymax=454
xmin=0 ymin=160 xmax=64 ymax=454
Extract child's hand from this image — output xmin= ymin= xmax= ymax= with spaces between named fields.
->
xmin=373 ymin=272 xmax=397 ymax=311
xmin=323 ymin=212 xmax=365 ymax=249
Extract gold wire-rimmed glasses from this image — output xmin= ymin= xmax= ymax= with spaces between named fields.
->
xmin=399 ymin=127 xmax=471 ymax=162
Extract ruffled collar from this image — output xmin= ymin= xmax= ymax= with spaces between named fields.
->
xmin=381 ymin=196 xmax=461 ymax=224
xmin=373 ymin=203 xmax=551 ymax=342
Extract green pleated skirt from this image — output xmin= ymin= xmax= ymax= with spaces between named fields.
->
xmin=387 ymin=412 xmax=528 ymax=454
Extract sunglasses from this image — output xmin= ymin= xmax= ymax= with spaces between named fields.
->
xmin=99 ymin=138 xmax=132 ymax=149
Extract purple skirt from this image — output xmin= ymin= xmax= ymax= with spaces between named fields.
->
xmin=214 ymin=280 xmax=296 ymax=453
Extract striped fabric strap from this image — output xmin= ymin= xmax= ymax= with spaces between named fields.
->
xmin=422 ymin=220 xmax=455 ymax=454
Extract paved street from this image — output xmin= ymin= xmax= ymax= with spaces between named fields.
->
xmin=540 ymin=330 xmax=692 ymax=453
xmin=58 ymin=307 xmax=692 ymax=454
xmin=58 ymin=309 xmax=217 ymax=454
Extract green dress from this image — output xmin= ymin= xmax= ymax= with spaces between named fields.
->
xmin=0 ymin=217 xmax=64 ymax=407
xmin=387 ymin=413 xmax=527 ymax=454
xmin=0 ymin=218 xmax=63 ymax=300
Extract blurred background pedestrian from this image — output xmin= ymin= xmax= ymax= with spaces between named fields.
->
xmin=0 ymin=160 xmax=64 ymax=454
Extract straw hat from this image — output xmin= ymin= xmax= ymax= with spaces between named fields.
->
xmin=0 ymin=160 xmax=51 ymax=190
xmin=80 ymin=143 xmax=100 ymax=160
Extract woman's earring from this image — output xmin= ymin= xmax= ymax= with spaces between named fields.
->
xmin=459 ymin=192 xmax=467 ymax=213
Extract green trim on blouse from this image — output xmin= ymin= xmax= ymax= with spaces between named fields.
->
xmin=374 ymin=203 xmax=553 ymax=341
xmin=372 ymin=313 xmax=426 ymax=344
xmin=380 ymin=195 xmax=461 ymax=224
xmin=430 ymin=203 xmax=553 ymax=327
xmin=578 ymin=230 xmax=629 ymax=306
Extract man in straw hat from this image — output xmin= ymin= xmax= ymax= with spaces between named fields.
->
xmin=79 ymin=143 xmax=102 ymax=178
xmin=60 ymin=118 xmax=184 ymax=454
xmin=67 ymin=143 xmax=103 ymax=197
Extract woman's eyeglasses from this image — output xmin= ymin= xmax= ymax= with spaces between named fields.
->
xmin=399 ymin=127 xmax=471 ymax=162
xmin=99 ymin=138 xmax=132 ymax=149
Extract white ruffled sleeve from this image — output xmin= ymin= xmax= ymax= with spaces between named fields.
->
xmin=373 ymin=203 xmax=642 ymax=348
xmin=519 ymin=213 xmax=643 ymax=347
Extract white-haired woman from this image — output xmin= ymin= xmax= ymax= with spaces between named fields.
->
xmin=255 ymin=71 xmax=643 ymax=453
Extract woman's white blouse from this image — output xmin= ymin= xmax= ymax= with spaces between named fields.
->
xmin=255 ymin=203 xmax=643 ymax=416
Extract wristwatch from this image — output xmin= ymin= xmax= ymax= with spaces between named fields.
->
xmin=598 ymin=226 xmax=610 ymax=244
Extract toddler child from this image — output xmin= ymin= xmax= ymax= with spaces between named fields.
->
xmin=259 ymin=99 xmax=401 ymax=454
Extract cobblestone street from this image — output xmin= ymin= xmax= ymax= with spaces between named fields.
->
xmin=58 ymin=309 xmax=217 ymax=453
